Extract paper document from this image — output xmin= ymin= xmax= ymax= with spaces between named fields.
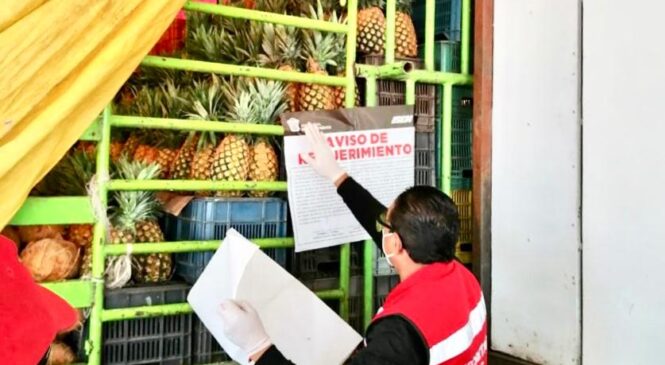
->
xmin=187 ymin=229 xmax=363 ymax=365
xmin=281 ymin=105 xmax=415 ymax=252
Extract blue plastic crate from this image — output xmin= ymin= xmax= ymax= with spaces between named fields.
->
xmin=413 ymin=0 xmax=462 ymax=42
xmin=163 ymin=198 xmax=289 ymax=284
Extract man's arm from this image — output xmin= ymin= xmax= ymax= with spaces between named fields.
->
xmin=335 ymin=174 xmax=386 ymax=246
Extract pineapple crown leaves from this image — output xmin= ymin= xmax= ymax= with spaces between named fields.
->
xmin=110 ymin=157 xmax=162 ymax=231
xmin=249 ymin=80 xmax=288 ymax=125
xmin=259 ymin=23 xmax=302 ymax=70
xmin=215 ymin=18 xmax=264 ymax=66
xmin=187 ymin=23 xmax=227 ymax=62
xmin=395 ymin=0 xmax=414 ymax=13
xmin=186 ymin=75 xmax=224 ymax=122
xmin=253 ymin=0 xmax=289 ymax=13
xmin=35 ymin=150 xmax=96 ymax=196
xmin=229 ymin=90 xmax=259 ymax=124
xmin=186 ymin=75 xmax=226 ymax=148
xmin=158 ymin=78 xmax=190 ymax=119
xmin=359 ymin=0 xmax=385 ymax=9
xmin=301 ymin=1 xmax=342 ymax=71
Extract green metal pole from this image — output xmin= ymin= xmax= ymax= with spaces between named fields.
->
xmin=339 ymin=0 xmax=358 ymax=323
xmin=363 ymin=78 xmax=378 ymax=329
xmin=344 ymin=0 xmax=358 ymax=108
xmin=424 ymin=0 xmax=436 ymax=71
xmin=441 ymin=84 xmax=453 ymax=194
xmin=183 ymin=1 xmax=348 ymax=33
xmin=88 ymin=106 xmax=112 ymax=365
xmin=385 ymin=0 xmax=397 ymax=64
xmin=461 ymin=0 xmax=471 ymax=75
xmin=104 ymin=238 xmax=295 ymax=256
xmin=356 ymin=62 xmax=409 ymax=79
xmin=101 ymin=288 xmax=344 ymax=322
xmin=141 ymin=56 xmax=347 ymax=86
xmin=111 ymin=115 xmax=285 ymax=135
xmin=106 ymin=180 xmax=287 ymax=192
xmin=405 ymin=69 xmax=473 ymax=85
xmin=405 ymin=79 xmax=416 ymax=105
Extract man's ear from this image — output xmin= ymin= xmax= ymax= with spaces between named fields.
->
xmin=393 ymin=234 xmax=405 ymax=253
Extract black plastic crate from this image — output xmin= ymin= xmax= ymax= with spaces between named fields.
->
xmin=375 ymin=275 xmax=400 ymax=309
xmin=296 ymin=244 xmax=363 ymax=280
xmin=192 ymin=319 xmax=232 ymax=364
xmin=313 ymin=276 xmax=364 ymax=333
xmin=163 ymin=198 xmax=290 ymax=284
xmin=360 ymin=55 xmax=437 ymax=133
xmin=78 ymin=283 xmax=193 ymax=365
xmin=415 ymin=132 xmax=436 ymax=186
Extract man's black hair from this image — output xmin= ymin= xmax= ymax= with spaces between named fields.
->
xmin=389 ymin=186 xmax=460 ymax=263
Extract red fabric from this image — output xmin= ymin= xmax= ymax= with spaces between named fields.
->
xmin=374 ymin=261 xmax=488 ymax=365
xmin=0 ymin=236 xmax=79 ymax=365
xmin=149 ymin=0 xmax=219 ymax=55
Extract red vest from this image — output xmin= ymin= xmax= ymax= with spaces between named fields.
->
xmin=373 ymin=261 xmax=488 ymax=365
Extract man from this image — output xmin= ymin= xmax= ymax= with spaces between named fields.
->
xmin=0 ymin=235 xmax=80 ymax=364
xmin=219 ymin=123 xmax=487 ymax=365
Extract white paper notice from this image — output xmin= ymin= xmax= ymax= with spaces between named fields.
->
xmin=285 ymin=127 xmax=415 ymax=252
xmin=187 ymin=229 xmax=363 ymax=365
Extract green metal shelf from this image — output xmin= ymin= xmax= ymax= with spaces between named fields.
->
xmin=41 ymin=280 xmax=94 ymax=309
xmin=11 ymin=0 xmax=475 ymax=361
xmin=142 ymin=56 xmax=347 ymax=86
xmin=103 ymin=238 xmax=295 ymax=256
xmin=106 ymin=180 xmax=287 ymax=192
xmin=101 ymin=287 xmax=343 ymax=322
xmin=111 ymin=115 xmax=285 ymax=135
xmin=10 ymin=197 xmax=95 ymax=226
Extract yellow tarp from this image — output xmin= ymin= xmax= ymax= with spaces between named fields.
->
xmin=0 ymin=0 xmax=186 ymax=229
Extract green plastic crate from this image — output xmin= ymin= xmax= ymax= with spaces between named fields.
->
xmin=418 ymin=40 xmax=461 ymax=73
xmin=413 ymin=0 xmax=462 ymax=42
xmin=436 ymin=86 xmax=473 ymax=190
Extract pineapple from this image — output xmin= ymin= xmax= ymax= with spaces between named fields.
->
xmin=357 ymin=0 xmax=386 ymax=55
xmin=110 ymin=140 xmax=124 ymax=163
xmin=260 ymin=23 xmax=302 ymax=112
xmin=247 ymin=81 xmax=287 ymax=197
xmin=75 ymin=141 xmax=96 ymax=158
xmin=210 ymin=80 xmax=255 ymax=197
xmin=67 ymin=224 xmax=93 ymax=248
xmin=395 ymin=0 xmax=418 ymax=57
xmin=298 ymin=11 xmax=340 ymax=111
xmin=109 ymin=158 xmax=172 ymax=284
xmin=171 ymin=133 xmax=199 ymax=180
xmin=186 ymin=77 xmax=224 ymax=195
xmin=328 ymin=11 xmax=361 ymax=109
xmin=156 ymin=79 xmax=188 ymax=178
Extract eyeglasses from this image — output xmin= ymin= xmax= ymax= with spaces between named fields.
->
xmin=376 ymin=212 xmax=394 ymax=233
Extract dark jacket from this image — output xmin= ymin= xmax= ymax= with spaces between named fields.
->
xmin=257 ymin=177 xmax=428 ymax=365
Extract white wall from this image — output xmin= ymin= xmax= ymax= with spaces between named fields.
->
xmin=492 ymin=1 xmax=581 ymax=364
xmin=583 ymin=1 xmax=665 ymax=364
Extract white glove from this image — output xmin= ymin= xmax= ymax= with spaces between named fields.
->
xmin=218 ymin=300 xmax=272 ymax=358
xmin=301 ymin=123 xmax=346 ymax=183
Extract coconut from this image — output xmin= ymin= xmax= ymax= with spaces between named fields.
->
xmin=47 ymin=341 xmax=76 ymax=365
xmin=1 ymin=226 xmax=21 ymax=249
xmin=20 ymin=238 xmax=80 ymax=282
xmin=17 ymin=225 xmax=65 ymax=244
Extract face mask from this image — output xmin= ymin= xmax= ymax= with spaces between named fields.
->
xmin=382 ymin=231 xmax=396 ymax=267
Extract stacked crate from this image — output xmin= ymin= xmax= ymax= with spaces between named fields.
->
xmin=78 ymin=284 xmax=193 ymax=365
xmin=162 ymin=197 xmax=290 ymax=363
xmin=360 ymin=55 xmax=438 ymax=187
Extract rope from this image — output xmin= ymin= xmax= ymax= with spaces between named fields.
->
xmin=104 ymin=243 xmax=133 ymax=289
